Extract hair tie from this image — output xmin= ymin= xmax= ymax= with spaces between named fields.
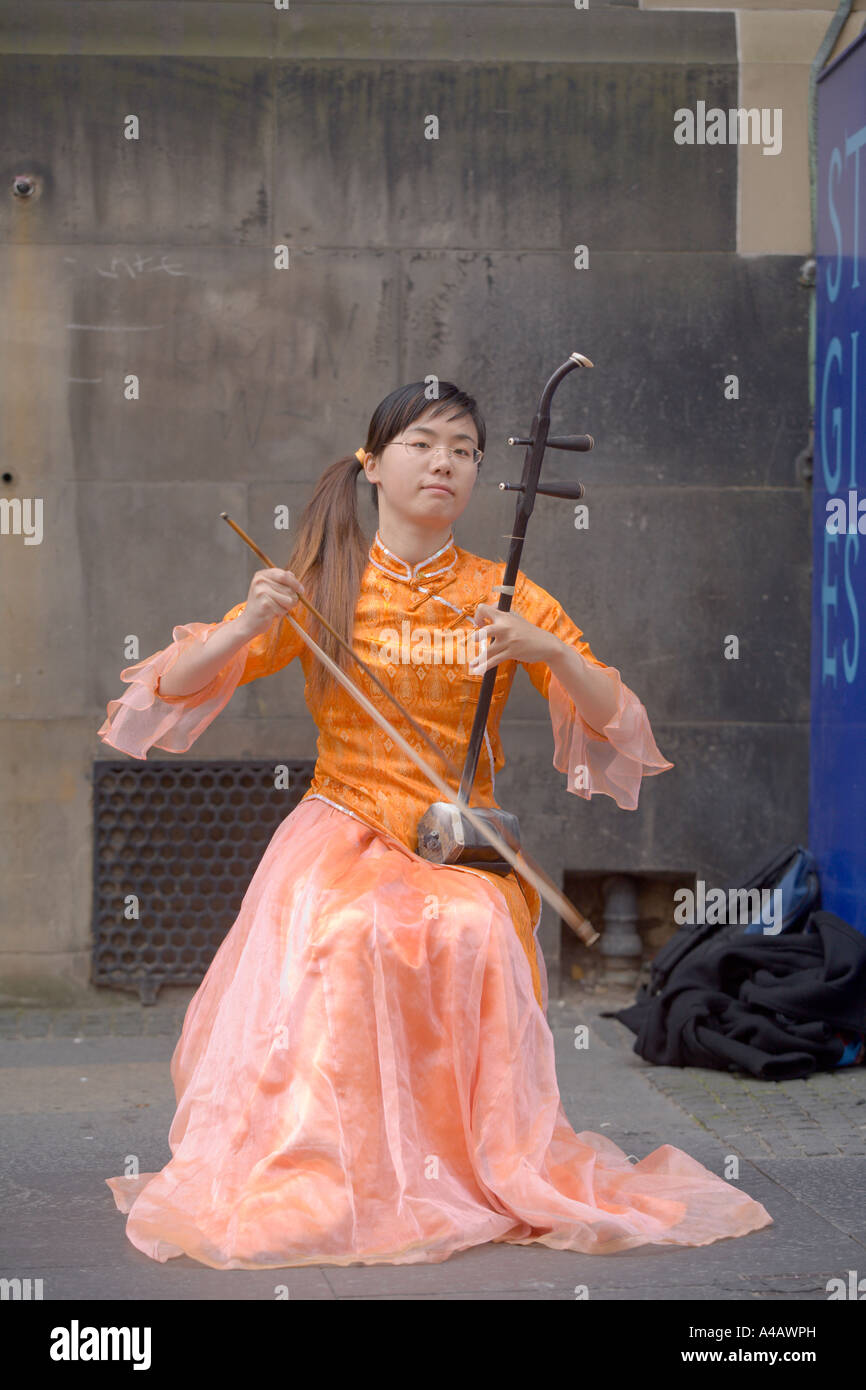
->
xmin=355 ymin=447 xmax=367 ymax=464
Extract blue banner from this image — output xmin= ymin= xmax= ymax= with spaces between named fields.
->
xmin=812 ymin=31 xmax=866 ymax=931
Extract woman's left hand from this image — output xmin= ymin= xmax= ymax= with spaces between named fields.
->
xmin=468 ymin=602 xmax=560 ymax=674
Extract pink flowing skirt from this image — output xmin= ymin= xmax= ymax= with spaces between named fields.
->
xmin=106 ymin=797 xmax=773 ymax=1269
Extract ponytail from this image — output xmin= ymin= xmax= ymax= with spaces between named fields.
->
xmin=285 ymin=453 xmax=372 ymax=706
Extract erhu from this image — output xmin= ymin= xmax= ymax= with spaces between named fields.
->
xmin=416 ymin=352 xmax=594 ymax=872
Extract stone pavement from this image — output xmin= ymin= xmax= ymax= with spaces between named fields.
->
xmin=1 ymin=981 xmax=865 ymax=1301
xmin=584 ymin=990 xmax=866 ymax=1162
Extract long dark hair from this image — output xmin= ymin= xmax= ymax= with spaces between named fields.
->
xmin=286 ymin=380 xmax=485 ymax=704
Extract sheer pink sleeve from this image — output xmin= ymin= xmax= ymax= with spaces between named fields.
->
xmin=97 ymin=601 xmax=303 ymax=760
xmin=516 ymin=573 xmax=674 ymax=811
xmin=97 ymin=620 xmax=248 ymax=760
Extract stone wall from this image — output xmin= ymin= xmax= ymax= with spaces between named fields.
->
xmin=2 ymin=0 xmax=852 ymax=994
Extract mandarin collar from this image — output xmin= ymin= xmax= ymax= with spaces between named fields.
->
xmin=368 ymin=529 xmax=458 ymax=583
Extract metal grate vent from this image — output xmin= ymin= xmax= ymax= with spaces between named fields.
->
xmin=92 ymin=759 xmax=315 ymax=1003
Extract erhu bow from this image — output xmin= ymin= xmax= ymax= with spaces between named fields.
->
xmin=220 ymin=512 xmax=598 ymax=945
xmin=416 ymin=352 xmax=594 ymax=872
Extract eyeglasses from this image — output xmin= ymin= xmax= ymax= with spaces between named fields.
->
xmin=389 ymin=439 xmax=483 ymax=466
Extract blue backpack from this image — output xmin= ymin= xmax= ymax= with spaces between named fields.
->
xmin=738 ymin=844 xmax=820 ymax=935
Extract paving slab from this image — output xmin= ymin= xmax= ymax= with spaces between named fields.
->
xmin=1 ymin=988 xmax=864 ymax=1300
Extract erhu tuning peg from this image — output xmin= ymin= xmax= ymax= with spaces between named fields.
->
xmin=498 ymin=481 xmax=585 ymax=500
xmin=545 ymin=434 xmax=594 ymax=452
xmin=507 ymin=434 xmax=594 ymax=452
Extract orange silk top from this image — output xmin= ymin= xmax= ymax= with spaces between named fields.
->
xmin=219 ymin=532 xmax=604 ymax=840
xmin=218 ymin=529 xmax=610 ymax=998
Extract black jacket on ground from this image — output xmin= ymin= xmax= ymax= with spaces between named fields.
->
xmin=601 ymin=912 xmax=866 ymax=1080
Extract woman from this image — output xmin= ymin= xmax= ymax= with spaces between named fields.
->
xmin=98 ymin=380 xmax=773 ymax=1269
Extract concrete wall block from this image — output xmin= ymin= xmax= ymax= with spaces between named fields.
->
xmin=0 ymin=56 xmax=274 ymax=245
xmin=83 ymin=479 xmax=251 ymax=718
xmin=400 ymin=250 xmax=808 ymax=487
xmin=1 ymin=481 xmax=89 ymax=719
xmin=644 ymin=720 xmax=809 ymax=882
xmin=0 ymin=720 xmax=94 ymax=971
xmin=56 ymin=249 xmax=399 ymax=481
xmin=274 ymin=60 xmax=737 ymax=253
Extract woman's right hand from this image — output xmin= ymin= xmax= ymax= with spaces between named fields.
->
xmin=236 ymin=567 xmax=306 ymax=638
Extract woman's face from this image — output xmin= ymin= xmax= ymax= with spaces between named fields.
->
xmin=363 ymin=405 xmax=480 ymax=529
